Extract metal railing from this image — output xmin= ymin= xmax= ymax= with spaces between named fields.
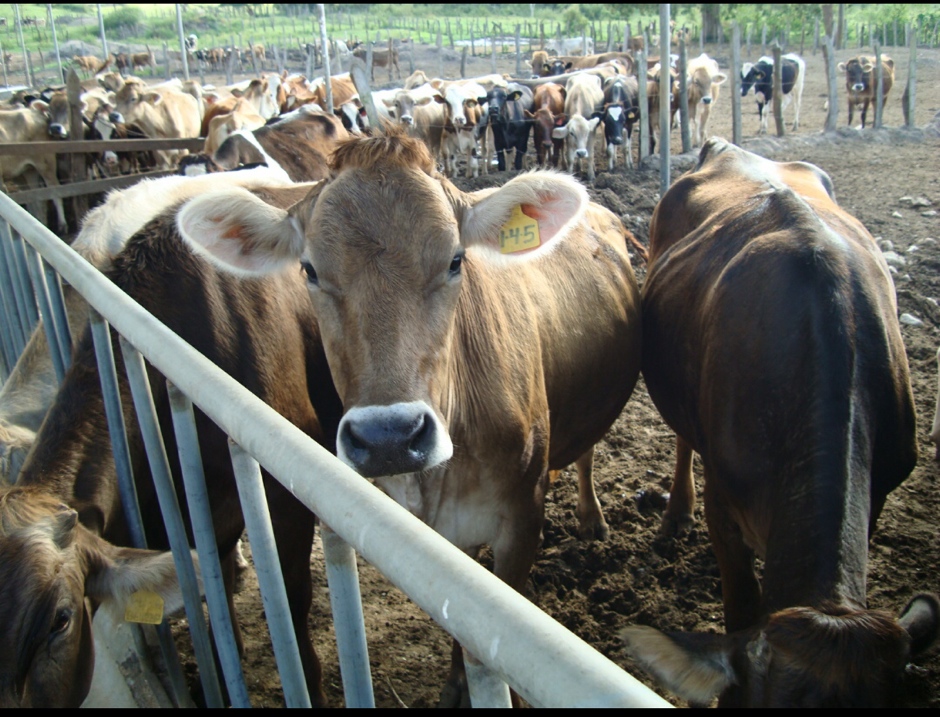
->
xmin=0 ymin=189 xmax=670 ymax=709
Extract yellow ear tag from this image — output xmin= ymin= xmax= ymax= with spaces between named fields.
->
xmin=499 ymin=205 xmax=541 ymax=254
xmin=124 ymin=590 xmax=165 ymax=625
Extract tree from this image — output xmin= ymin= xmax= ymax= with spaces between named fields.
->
xmin=702 ymin=3 xmax=721 ymax=42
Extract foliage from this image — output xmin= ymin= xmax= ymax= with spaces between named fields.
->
xmin=102 ymin=6 xmax=144 ymax=33
xmin=562 ymin=5 xmax=588 ymax=34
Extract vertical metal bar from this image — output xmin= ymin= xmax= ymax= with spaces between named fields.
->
xmin=465 ymin=656 xmax=513 ymax=708
xmin=677 ymin=36 xmax=690 ymax=152
xmin=320 ymin=525 xmax=375 ymax=708
xmin=166 ymin=381 xmax=251 ymax=709
xmin=88 ymin=309 xmax=191 ymax=708
xmin=0 ymin=222 xmax=35 ymax=352
xmin=42 ymin=259 xmax=72 ymax=371
xmin=0 ymin=223 xmax=25 ymax=363
xmin=118 ymin=336 xmax=224 ymax=709
xmin=23 ymin=241 xmax=66 ymax=385
xmin=227 ymin=440 xmax=312 ymax=709
xmin=176 ymin=3 xmax=190 ymax=81
xmin=659 ymin=3 xmax=671 ymax=195
xmin=8 ymin=226 xmax=39 ymax=347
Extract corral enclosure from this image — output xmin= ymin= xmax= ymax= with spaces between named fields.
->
xmin=2 ymin=2 xmax=940 ymax=710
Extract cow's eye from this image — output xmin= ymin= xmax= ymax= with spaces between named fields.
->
xmin=300 ymin=260 xmax=318 ymax=285
xmin=51 ymin=608 xmax=71 ymax=636
xmin=448 ymin=252 xmax=463 ymax=277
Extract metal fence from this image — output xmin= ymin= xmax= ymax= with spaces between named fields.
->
xmin=0 ymin=188 xmax=670 ymax=708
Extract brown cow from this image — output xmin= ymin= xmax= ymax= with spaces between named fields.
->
xmin=352 ymin=43 xmax=401 ymax=81
xmin=621 ymin=137 xmax=939 ymax=707
xmin=646 ymin=62 xmax=679 ymax=155
xmin=0 ymin=165 xmax=340 ymax=707
xmin=130 ymin=46 xmax=156 ymax=73
xmin=0 ymin=488 xmax=194 ymax=707
xmin=176 ymin=127 xmax=643 ymax=707
xmin=529 ymin=81 xmax=566 ymax=167
xmin=685 ymin=52 xmax=727 ymax=146
xmin=838 ymin=54 xmax=895 ymax=128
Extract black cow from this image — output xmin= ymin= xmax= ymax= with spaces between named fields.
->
xmin=601 ymin=76 xmax=639 ymax=170
xmin=476 ymin=83 xmax=533 ymax=172
xmin=740 ymin=53 xmax=805 ymax=133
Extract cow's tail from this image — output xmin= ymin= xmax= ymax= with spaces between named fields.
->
xmin=625 ymin=228 xmax=649 ymax=264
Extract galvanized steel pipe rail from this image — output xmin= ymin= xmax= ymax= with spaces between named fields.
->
xmin=0 ymin=190 xmax=671 ymax=709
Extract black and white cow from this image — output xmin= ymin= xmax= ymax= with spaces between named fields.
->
xmin=601 ymin=76 xmax=640 ymax=170
xmin=740 ymin=53 xmax=805 ymax=133
xmin=476 ymin=83 xmax=534 ymax=171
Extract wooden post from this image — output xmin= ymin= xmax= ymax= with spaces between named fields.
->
xmin=447 ymin=20 xmax=454 ymax=51
xmin=491 ymin=31 xmax=497 ymax=74
xmin=437 ymin=30 xmax=443 ymax=79
xmin=0 ymin=40 xmax=7 ymax=88
xmin=659 ymin=3 xmax=670 ymax=194
xmin=731 ymin=22 xmax=742 ymax=146
xmin=582 ymin=27 xmax=588 ymax=57
xmin=226 ymin=41 xmax=235 ymax=84
xmin=761 ymin=23 xmax=767 ymax=54
xmin=317 ymin=5 xmax=332 ymax=113
xmin=364 ymin=42 xmax=372 ymax=81
xmin=48 ymin=4 xmax=63 ymax=84
xmin=66 ymin=69 xmax=87 ymax=224
xmin=771 ymin=42 xmax=784 ymax=136
xmin=96 ymin=3 xmax=108 ymax=58
xmin=904 ymin=23 xmax=917 ymax=127
xmin=515 ymin=24 xmax=521 ymax=77
xmin=874 ymin=45 xmax=884 ymax=129
xmin=470 ymin=26 xmax=475 ymax=58
xmin=176 ymin=3 xmax=189 ymax=81
xmin=248 ymin=36 xmax=258 ymax=76
xmin=678 ymin=36 xmax=691 ymax=152
xmin=813 ymin=18 xmax=820 ymax=55
xmin=624 ymin=23 xmax=630 ymax=53
xmin=163 ymin=41 xmax=170 ymax=80
xmin=14 ymin=5 xmax=29 ymax=87
xmin=387 ymin=37 xmax=393 ymax=82
xmin=350 ymin=64 xmax=380 ymax=134
xmin=745 ymin=23 xmax=752 ymax=57
xmin=607 ymin=20 xmax=613 ymax=52
xmin=822 ymin=35 xmax=838 ymax=131
xmin=460 ymin=45 xmax=467 ymax=79
xmin=637 ymin=47 xmax=648 ymax=163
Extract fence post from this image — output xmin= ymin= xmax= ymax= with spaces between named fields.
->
xmin=96 ymin=3 xmax=108 ymax=59
xmin=771 ymin=42 xmax=784 ymax=136
xmin=904 ymin=23 xmax=917 ymax=128
xmin=14 ymin=4 xmax=30 ymax=87
xmin=176 ymin=3 xmax=189 ymax=81
xmin=0 ymin=40 xmax=8 ymax=88
xmin=491 ymin=31 xmax=497 ymax=74
xmin=317 ymin=5 xmax=332 ymax=114
xmin=813 ymin=18 xmax=820 ymax=55
xmin=48 ymin=4 xmax=63 ymax=84
xmin=163 ymin=41 xmax=170 ymax=80
xmin=515 ymin=24 xmax=521 ymax=77
xmin=637 ymin=47 xmax=648 ymax=163
xmin=659 ymin=3 xmax=670 ymax=195
xmin=731 ymin=21 xmax=742 ymax=146
xmin=460 ymin=45 xmax=467 ymax=79
xmin=66 ymin=69 xmax=87 ymax=224
xmin=822 ymin=35 xmax=838 ymax=131
xmin=678 ymin=36 xmax=691 ymax=152
xmin=624 ymin=23 xmax=630 ymax=53
xmin=874 ymin=44 xmax=884 ymax=129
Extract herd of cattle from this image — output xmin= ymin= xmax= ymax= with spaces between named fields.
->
xmin=0 ymin=39 xmax=936 ymax=709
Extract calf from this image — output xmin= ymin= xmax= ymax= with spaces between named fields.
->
xmin=0 ymin=100 xmax=69 ymax=231
xmin=130 ymin=46 xmax=156 ymax=73
xmin=740 ymin=53 xmax=805 ymax=133
xmin=601 ymin=76 xmax=639 ymax=170
xmin=110 ymin=82 xmax=202 ymax=169
xmin=622 ymin=137 xmax=938 ymax=707
xmin=437 ymin=82 xmax=486 ymax=178
xmin=530 ymin=82 xmax=566 ymax=168
xmin=646 ymin=63 xmax=679 ymax=155
xmin=837 ymin=54 xmax=895 ymax=129
xmin=352 ymin=44 xmax=401 ymax=81
xmin=685 ymin=52 xmax=727 ymax=146
xmin=176 ymin=126 xmax=642 ymax=708
xmin=552 ymin=73 xmax=603 ymax=182
xmin=477 ymin=83 xmax=534 ymax=172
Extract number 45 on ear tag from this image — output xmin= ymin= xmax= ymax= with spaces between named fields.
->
xmin=499 ymin=205 xmax=541 ymax=254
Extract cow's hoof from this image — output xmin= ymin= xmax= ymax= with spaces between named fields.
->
xmin=659 ymin=510 xmax=695 ymax=538
xmin=578 ymin=515 xmax=610 ymax=542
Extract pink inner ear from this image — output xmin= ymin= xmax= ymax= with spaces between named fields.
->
xmin=520 ymin=202 xmax=566 ymax=245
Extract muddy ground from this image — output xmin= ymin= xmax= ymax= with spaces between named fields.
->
xmin=162 ymin=40 xmax=940 ymax=708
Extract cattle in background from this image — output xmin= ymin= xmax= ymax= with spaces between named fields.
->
xmin=374 ymin=83 xmax=438 ymax=127
xmin=627 ymin=36 xmax=645 ymax=53
xmin=201 ymin=77 xmax=281 ymax=136
xmin=477 ymin=83 xmax=534 ymax=172
xmin=600 ymin=75 xmax=640 ymax=170
xmin=352 ymin=43 xmax=401 ymax=81
xmin=740 ymin=53 xmax=805 ymax=133
xmin=72 ymin=55 xmax=108 ymax=77
xmin=622 ymin=137 xmax=938 ymax=707
xmin=176 ymin=127 xmax=643 ymax=707
xmin=437 ymin=81 xmax=487 ymax=178
xmin=553 ymin=73 xmax=603 ymax=182
xmin=110 ymin=81 xmax=202 ymax=168
xmin=529 ymin=50 xmax=550 ymax=77
xmin=87 ymin=103 xmax=157 ymax=177
xmin=0 ymin=100 xmax=69 ymax=231
xmin=2 ymin=166 xmax=340 ymax=707
xmin=686 ymin=53 xmax=727 ymax=146
xmin=403 ymin=69 xmax=431 ymax=89
xmin=646 ymin=62 xmax=680 ymax=155
xmin=203 ymin=98 xmax=267 ymax=156
xmin=838 ymin=54 xmax=895 ymax=129
xmin=131 ymin=46 xmax=156 ymax=73
xmin=529 ymin=81 xmax=566 ymax=168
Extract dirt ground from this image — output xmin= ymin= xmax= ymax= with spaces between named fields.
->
xmin=162 ymin=40 xmax=940 ymax=708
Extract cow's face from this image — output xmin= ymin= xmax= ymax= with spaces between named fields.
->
xmin=176 ymin=133 xmax=590 ymax=479
xmin=691 ymin=66 xmax=727 ymax=105
xmin=841 ymin=58 xmax=872 ymax=93
xmin=0 ymin=489 xmax=190 ymax=708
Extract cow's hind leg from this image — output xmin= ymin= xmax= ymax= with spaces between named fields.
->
xmin=573 ymin=446 xmax=609 ymax=541
xmin=660 ymin=434 xmax=696 ymax=536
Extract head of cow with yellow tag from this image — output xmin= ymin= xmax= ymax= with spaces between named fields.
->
xmin=177 ymin=128 xmax=589 ymax=478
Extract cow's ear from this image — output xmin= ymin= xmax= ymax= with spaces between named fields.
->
xmin=143 ymin=91 xmax=163 ymax=105
xmin=29 ymin=99 xmax=50 ymax=116
xmin=712 ymin=72 xmax=728 ymax=85
xmin=588 ymin=116 xmax=601 ymax=132
xmin=176 ymin=185 xmax=311 ymax=276
xmin=477 ymin=95 xmax=488 ymax=106
xmin=554 ymin=113 xmax=567 ymax=127
xmin=80 ymin=527 xmax=200 ymax=618
xmin=552 ymin=124 xmax=569 ymax=139
xmin=621 ymin=625 xmax=736 ymax=705
xmin=460 ymin=171 xmax=588 ymax=259
xmin=415 ymin=95 xmax=434 ymax=106
xmin=564 ymin=62 xmax=573 ymax=70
